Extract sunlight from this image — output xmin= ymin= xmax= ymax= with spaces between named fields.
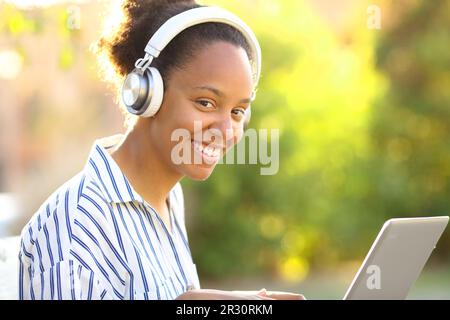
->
xmin=0 ymin=49 xmax=23 ymax=79
xmin=4 ymin=0 xmax=88 ymax=9
xmin=279 ymin=256 xmax=310 ymax=282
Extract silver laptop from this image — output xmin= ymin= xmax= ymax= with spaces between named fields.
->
xmin=343 ymin=216 xmax=449 ymax=300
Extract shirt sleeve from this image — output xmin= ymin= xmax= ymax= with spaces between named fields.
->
xmin=19 ymin=255 xmax=111 ymax=300
xmin=19 ymin=185 xmax=131 ymax=300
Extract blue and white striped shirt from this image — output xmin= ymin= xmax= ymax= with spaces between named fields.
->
xmin=19 ymin=135 xmax=200 ymax=300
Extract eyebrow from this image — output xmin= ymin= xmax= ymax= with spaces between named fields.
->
xmin=194 ymin=85 xmax=252 ymax=104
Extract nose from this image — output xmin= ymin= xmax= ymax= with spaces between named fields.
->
xmin=208 ymin=113 xmax=238 ymax=147
xmin=212 ymin=114 xmax=233 ymax=134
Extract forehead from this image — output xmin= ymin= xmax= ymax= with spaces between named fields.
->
xmin=172 ymin=41 xmax=254 ymax=94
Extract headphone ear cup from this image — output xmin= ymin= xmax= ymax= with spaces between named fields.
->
xmin=243 ymin=106 xmax=251 ymax=130
xmin=140 ymin=67 xmax=164 ymax=118
xmin=122 ymin=67 xmax=164 ymax=117
xmin=122 ymin=70 xmax=149 ymax=115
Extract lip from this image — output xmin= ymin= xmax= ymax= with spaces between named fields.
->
xmin=191 ymin=140 xmax=222 ymax=165
xmin=191 ymin=139 xmax=225 ymax=148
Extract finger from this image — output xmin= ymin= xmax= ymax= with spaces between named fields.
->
xmin=228 ymin=290 xmax=276 ymax=300
xmin=264 ymin=291 xmax=306 ymax=300
xmin=231 ymin=290 xmax=269 ymax=296
xmin=229 ymin=293 xmax=275 ymax=300
xmin=253 ymin=295 xmax=276 ymax=300
xmin=257 ymin=288 xmax=267 ymax=296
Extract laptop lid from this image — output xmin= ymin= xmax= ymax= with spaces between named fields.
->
xmin=343 ymin=216 xmax=449 ymax=300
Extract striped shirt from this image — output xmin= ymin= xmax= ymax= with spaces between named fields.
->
xmin=18 ymin=135 xmax=200 ymax=300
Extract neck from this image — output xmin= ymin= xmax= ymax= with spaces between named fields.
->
xmin=110 ymin=121 xmax=182 ymax=211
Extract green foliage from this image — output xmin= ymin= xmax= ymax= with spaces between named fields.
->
xmin=369 ymin=0 xmax=450 ymax=255
xmin=184 ymin=0 xmax=450 ymax=281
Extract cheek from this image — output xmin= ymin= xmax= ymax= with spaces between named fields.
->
xmin=159 ymin=109 xmax=201 ymax=156
xmin=159 ymin=101 xmax=193 ymax=135
xmin=168 ymin=102 xmax=203 ymax=130
xmin=225 ymin=125 xmax=244 ymax=151
xmin=234 ymin=124 xmax=245 ymax=141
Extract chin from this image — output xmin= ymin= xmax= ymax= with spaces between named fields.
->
xmin=183 ymin=164 xmax=217 ymax=181
xmin=174 ymin=143 xmax=227 ymax=181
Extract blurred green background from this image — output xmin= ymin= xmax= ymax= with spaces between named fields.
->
xmin=0 ymin=0 xmax=449 ymax=299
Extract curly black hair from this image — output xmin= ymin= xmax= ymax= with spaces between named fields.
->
xmin=91 ymin=0 xmax=253 ymax=128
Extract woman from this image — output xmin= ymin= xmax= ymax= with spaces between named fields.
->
xmin=19 ymin=0 xmax=305 ymax=300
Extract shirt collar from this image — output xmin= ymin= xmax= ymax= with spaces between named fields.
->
xmin=83 ymin=134 xmax=144 ymax=204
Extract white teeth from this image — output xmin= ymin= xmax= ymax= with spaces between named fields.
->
xmin=204 ymin=146 xmax=213 ymax=156
xmin=193 ymin=141 xmax=220 ymax=158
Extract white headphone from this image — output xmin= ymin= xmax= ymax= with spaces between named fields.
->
xmin=121 ymin=6 xmax=262 ymax=125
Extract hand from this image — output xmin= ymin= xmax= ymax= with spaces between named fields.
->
xmin=176 ymin=288 xmax=306 ymax=300
xmin=176 ymin=288 xmax=274 ymax=300
xmin=255 ymin=288 xmax=306 ymax=300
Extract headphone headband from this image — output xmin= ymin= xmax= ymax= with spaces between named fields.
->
xmin=139 ymin=6 xmax=261 ymax=87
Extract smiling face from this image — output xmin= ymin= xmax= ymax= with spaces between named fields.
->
xmin=141 ymin=41 xmax=254 ymax=181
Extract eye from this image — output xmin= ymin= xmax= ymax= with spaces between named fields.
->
xmin=232 ymin=107 xmax=246 ymax=119
xmin=196 ymin=99 xmax=215 ymax=109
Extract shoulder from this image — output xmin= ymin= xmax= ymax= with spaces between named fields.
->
xmin=19 ymin=171 xmax=85 ymax=273
xmin=21 ymin=171 xmax=85 ymax=239
xmin=19 ymin=171 xmax=114 ymax=264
